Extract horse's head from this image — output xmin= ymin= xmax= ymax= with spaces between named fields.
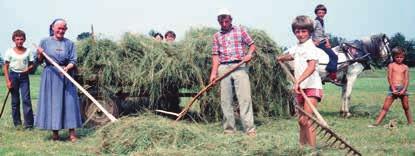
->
xmin=362 ymin=34 xmax=391 ymax=67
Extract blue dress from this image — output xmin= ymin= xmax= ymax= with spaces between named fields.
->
xmin=35 ymin=37 xmax=82 ymax=130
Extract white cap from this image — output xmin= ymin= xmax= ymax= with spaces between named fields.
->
xmin=217 ymin=8 xmax=231 ymax=16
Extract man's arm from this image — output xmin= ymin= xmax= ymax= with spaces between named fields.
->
xmin=209 ymin=55 xmax=220 ymax=83
xmin=243 ymin=44 xmax=256 ymax=62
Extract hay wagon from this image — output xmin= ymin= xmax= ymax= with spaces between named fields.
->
xmin=75 ymin=28 xmax=293 ymax=126
xmin=76 ymin=65 xmax=200 ymax=126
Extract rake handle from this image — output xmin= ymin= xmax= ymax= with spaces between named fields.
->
xmin=0 ymin=90 xmax=11 ymax=119
xmin=175 ymin=61 xmax=246 ymax=122
xmin=277 ymin=61 xmax=329 ymax=127
xmin=33 ymin=44 xmax=117 ymax=122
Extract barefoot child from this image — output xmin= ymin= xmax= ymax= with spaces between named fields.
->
xmin=370 ymin=47 xmax=413 ymax=126
xmin=277 ymin=15 xmax=324 ymax=147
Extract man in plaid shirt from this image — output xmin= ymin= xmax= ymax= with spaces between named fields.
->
xmin=209 ymin=8 xmax=257 ymax=137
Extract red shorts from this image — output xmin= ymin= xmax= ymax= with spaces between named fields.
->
xmin=296 ymin=88 xmax=323 ymax=104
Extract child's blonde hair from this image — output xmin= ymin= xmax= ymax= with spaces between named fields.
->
xmin=291 ymin=15 xmax=314 ymax=34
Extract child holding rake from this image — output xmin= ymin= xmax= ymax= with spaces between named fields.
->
xmin=277 ymin=15 xmax=324 ymax=147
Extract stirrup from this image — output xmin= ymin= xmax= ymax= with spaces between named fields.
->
xmin=328 ymin=79 xmax=344 ymax=86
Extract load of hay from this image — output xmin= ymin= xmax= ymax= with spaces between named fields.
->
xmin=76 ymin=27 xmax=294 ymax=121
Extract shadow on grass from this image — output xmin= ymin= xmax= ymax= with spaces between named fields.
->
xmin=318 ymin=104 xmax=379 ymax=118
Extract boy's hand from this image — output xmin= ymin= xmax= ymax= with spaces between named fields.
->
xmin=6 ymin=80 xmax=12 ymax=89
xmin=391 ymin=89 xmax=399 ymax=96
xmin=399 ymin=89 xmax=407 ymax=96
xmin=325 ymin=39 xmax=331 ymax=48
xmin=293 ymin=82 xmax=301 ymax=94
xmin=21 ymin=68 xmax=30 ymax=74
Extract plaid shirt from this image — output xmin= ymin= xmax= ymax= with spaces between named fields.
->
xmin=212 ymin=25 xmax=254 ymax=63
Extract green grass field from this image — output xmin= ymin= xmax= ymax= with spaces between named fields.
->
xmin=0 ymin=69 xmax=414 ymax=155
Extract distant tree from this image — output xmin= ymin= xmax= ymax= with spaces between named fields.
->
xmin=390 ymin=33 xmax=415 ymax=51
xmin=389 ymin=33 xmax=415 ymax=66
xmin=77 ymin=32 xmax=92 ymax=41
xmin=328 ymin=34 xmax=347 ymax=47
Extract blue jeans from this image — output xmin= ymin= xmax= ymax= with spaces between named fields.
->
xmin=9 ymin=71 xmax=34 ymax=127
xmin=317 ymin=42 xmax=338 ymax=73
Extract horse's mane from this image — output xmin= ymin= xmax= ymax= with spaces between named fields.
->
xmin=361 ymin=34 xmax=388 ymax=67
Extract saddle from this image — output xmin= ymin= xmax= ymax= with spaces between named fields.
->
xmin=340 ymin=40 xmax=371 ymax=70
xmin=321 ymin=40 xmax=371 ymax=86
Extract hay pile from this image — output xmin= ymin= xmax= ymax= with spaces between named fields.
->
xmin=76 ymin=27 xmax=293 ymax=120
xmin=97 ymin=113 xmax=292 ymax=155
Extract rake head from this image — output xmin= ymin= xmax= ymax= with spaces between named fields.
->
xmin=295 ymin=105 xmax=362 ymax=156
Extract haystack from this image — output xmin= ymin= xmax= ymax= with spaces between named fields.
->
xmin=76 ymin=27 xmax=294 ymax=121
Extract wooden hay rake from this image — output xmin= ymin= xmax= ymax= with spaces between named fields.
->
xmin=278 ymin=61 xmax=361 ymax=156
xmin=294 ymin=104 xmax=361 ymax=155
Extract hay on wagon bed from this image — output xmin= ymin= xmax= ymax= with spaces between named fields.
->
xmin=76 ymin=27 xmax=294 ymax=121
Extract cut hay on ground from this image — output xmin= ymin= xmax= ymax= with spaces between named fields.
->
xmin=97 ymin=113 xmax=310 ymax=155
xmin=76 ymin=27 xmax=294 ymax=121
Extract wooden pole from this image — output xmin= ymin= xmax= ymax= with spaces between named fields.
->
xmin=90 ymin=24 xmax=95 ymax=42
xmin=278 ymin=61 xmax=329 ymax=127
xmin=0 ymin=90 xmax=11 ymax=119
xmin=33 ymin=44 xmax=117 ymax=122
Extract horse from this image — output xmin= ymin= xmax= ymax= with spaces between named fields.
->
xmin=317 ymin=34 xmax=391 ymax=117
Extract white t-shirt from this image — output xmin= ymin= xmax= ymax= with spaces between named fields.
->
xmin=3 ymin=48 xmax=34 ymax=72
xmin=286 ymin=39 xmax=323 ymax=89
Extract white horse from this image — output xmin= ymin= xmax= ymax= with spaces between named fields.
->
xmin=317 ymin=34 xmax=391 ymax=117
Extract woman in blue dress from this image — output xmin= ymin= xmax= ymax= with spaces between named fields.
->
xmin=35 ymin=19 xmax=82 ymax=142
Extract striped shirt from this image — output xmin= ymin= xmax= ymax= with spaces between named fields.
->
xmin=212 ymin=25 xmax=254 ymax=63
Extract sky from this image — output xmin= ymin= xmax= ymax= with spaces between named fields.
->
xmin=1 ymin=0 xmax=414 ymax=56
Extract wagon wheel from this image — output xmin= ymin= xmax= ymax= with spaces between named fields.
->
xmin=82 ymin=96 xmax=119 ymax=127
